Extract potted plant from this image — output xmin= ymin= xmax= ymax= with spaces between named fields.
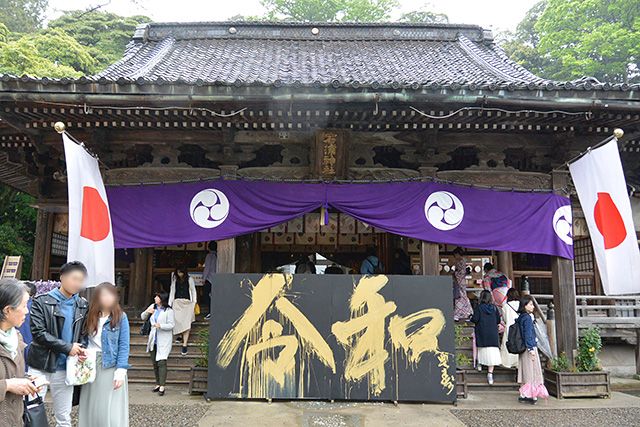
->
xmin=189 ymin=327 xmax=209 ymax=395
xmin=454 ymin=324 xmax=470 ymax=399
xmin=544 ymin=327 xmax=610 ymax=399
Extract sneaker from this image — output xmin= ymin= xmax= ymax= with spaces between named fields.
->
xmin=487 ymin=373 xmax=494 ymax=385
xmin=530 ymin=398 xmax=538 ymax=405
xmin=518 ymin=396 xmax=528 ymax=403
xmin=204 ymin=314 xmax=211 ymax=320
xmin=476 ymin=364 xmax=482 ymax=372
xmin=181 ymin=346 xmax=188 ymax=356
xmin=176 ymin=336 xmax=183 ymax=343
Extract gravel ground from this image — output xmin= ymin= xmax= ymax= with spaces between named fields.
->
xmin=452 ymin=408 xmax=640 ymax=427
xmin=47 ymin=403 xmax=209 ymax=426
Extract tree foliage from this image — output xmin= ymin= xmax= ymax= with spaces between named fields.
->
xmin=0 ymin=184 xmax=36 ymax=280
xmin=0 ymin=35 xmax=85 ymax=78
xmin=500 ymin=0 xmax=640 ymax=84
xmin=48 ymin=11 xmax=150 ymax=73
xmin=260 ymin=0 xmax=400 ymax=21
xmin=0 ymin=0 xmax=48 ymax=33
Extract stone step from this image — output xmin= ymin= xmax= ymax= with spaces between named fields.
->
xmin=128 ymin=366 xmax=192 ymax=382
xmin=129 ymin=353 xmax=201 ymax=368
xmin=467 ymin=382 xmax=520 ymax=391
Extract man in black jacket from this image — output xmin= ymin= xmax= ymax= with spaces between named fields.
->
xmin=27 ymin=261 xmax=89 ymax=427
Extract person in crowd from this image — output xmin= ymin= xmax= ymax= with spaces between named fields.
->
xmin=0 ymin=278 xmax=43 ymax=427
xmin=202 ymin=241 xmax=217 ymax=321
xmin=142 ymin=292 xmax=174 ymax=396
xmin=392 ymin=248 xmax=412 ymax=275
xmin=324 ymin=263 xmax=344 ymax=274
xmin=78 ymin=282 xmax=130 ymax=427
xmin=169 ymin=265 xmax=196 ymax=356
xmin=28 ymin=261 xmax=89 ymax=427
xmin=360 ymin=248 xmax=383 ymax=275
xmin=452 ymin=247 xmax=473 ymax=321
xmin=471 ymin=290 xmax=501 ymax=385
xmin=517 ymin=296 xmax=549 ymax=404
xmin=500 ymin=288 xmax=520 ymax=368
xmin=482 ymin=263 xmax=512 ymax=332
xmin=17 ymin=281 xmax=36 ymax=367
xmin=295 ymin=254 xmax=316 ymax=274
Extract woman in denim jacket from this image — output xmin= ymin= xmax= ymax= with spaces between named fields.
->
xmin=78 ymin=282 xmax=131 ymax=426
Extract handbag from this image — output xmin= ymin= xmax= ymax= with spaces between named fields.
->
xmin=65 ymin=350 xmax=97 ymax=386
xmin=194 ymin=303 xmax=201 ymax=315
xmin=140 ymin=317 xmax=151 ymax=335
xmin=24 ymin=394 xmax=48 ymax=427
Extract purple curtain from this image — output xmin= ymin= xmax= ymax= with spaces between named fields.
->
xmin=106 ymin=179 xmax=573 ymax=259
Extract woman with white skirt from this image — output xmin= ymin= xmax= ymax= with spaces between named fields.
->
xmin=169 ymin=265 xmax=196 ymax=355
xmin=500 ymin=288 xmax=520 ymax=368
xmin=78 ymin=282 xmax=130 ymax=427
xmin=471 ymin=290 xmax=502 ymax=385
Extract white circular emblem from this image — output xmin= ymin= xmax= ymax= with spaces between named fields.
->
xmin=190 ymin=189 xmax=230 ymax=229
xmin=424 ymin=191 xmax=464 ymax=231
xmin=553 ymin=206 xmax=573 ymax=245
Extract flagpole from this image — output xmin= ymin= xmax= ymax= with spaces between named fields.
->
xmin=54 ymin=122 xmax=110 ymax=169
xmin=552 ymin=128 xmax=624 ymax=171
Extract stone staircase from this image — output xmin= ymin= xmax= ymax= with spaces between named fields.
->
xmin=127 ymin=315 xmax=209 ymax=386
xmin=455 ymin=321 xmax=520 ymax=392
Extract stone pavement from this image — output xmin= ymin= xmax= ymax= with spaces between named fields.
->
xmin=123 ymin=379 xmax=640 ymax=427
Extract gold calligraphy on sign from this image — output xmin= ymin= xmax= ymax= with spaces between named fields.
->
xmin=321 ymin=132 xmax=338 ymax=175
xmin=215 ymin=274 xmax=454 ymax=399
xmin=215 ymin=274 xmax=336 ymax=399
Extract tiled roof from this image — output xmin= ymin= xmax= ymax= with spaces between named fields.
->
xmin=2 ymin=21 xmax=636 ymax=91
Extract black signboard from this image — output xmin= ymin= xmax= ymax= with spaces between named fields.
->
xmin=207 ymin=274 xmax=456 ymax=403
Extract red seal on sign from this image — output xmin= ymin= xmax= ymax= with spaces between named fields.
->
xmin=80 ymin=186 xmax=110 ymax=242
xmin=594 ymin=192 xmax=626 ymax=249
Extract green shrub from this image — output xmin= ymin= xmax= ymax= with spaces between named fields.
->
xmin=550 ymin=351 xmax=571 ymax=372
xmin=454 ymin=324 xmax=471 ymax=367
xmin=194 ymin=327 xmax=210 ymax=368
xmin=576 ymin=327 xmax=602 ymax=372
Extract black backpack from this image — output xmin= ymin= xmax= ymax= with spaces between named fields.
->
xmin=506 ymin=315 xmax=527 ymax=354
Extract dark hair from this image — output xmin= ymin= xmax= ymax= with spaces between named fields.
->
xmin=366 ymin=247 xmax=377 ymax=257
xmin=174 ymin=264 xmax=189 ymax=284
xmin=154 ymin=292 xmax=170 ymax=308
xmin=483 ymin=262 xmax=494 ymax=272
xmin=60 ymin=260 xmax=87 ymax=276
xmin=518 ymin=296 xmax=534 ymax=314
xmin=452 ymin=247 xmax=464 ymax=256
xmin=506 ymin=288 xmax=520 ymax=302
xmin=26 ymin=282 xmax=37 ymax=297
xmin=208 ymin=241 xmax=217 ymax=252
xmin=478 ymin=289 xmax=493 ymax=305
xmin=85 ymin=282 xmax=124 ymax=335
xmin=0 ymin=279 xmax=28 ymax=323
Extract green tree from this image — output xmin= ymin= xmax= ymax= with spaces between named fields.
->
xmin=398 ymin=3 xmax=448 ymax=23
xmin=0 ymin=37 xmax=84 ymax=78
xmin=535 ymin=0 xmax=640 ymax=83
xmin=0 ymin=0 xmax=48 ymax=33
xmin=20 ymin=28 xmax=97 ymax=74
xmin=0 ymin=23 xmax=8 ymax=43
xmin=260 ymin=0 xmax=399 ymax=21
xmin=0 ymin=184 xmax=36 ymax=280
xmin=48 ymin=11 xmax=150 ymax=73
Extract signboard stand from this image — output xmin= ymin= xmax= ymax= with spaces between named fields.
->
xmin=1 ymin=256 xmax=23 ymax=279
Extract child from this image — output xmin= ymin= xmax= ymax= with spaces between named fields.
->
xmin=471 ymin=290 xmax=501 ymax=384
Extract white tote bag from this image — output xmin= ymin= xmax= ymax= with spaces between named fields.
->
xmin=65 ymin=349 xmax=97 ymax=386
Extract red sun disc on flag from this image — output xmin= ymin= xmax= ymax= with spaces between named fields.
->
xmin=80 ymin=186 xmax=110 ymax=242
xmin=594 ymin=192 xmax=626 ymax=249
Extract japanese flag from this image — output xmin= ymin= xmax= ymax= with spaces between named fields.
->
xmin=569 ymin=139 xmax=640 ymax=295
xmin=63 ymin=133 xmax=115 ymax=288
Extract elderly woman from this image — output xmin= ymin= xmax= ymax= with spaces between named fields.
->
xmin=0 ymin=278 xmax=41 ymax=427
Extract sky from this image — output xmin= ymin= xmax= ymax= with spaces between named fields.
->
xmin=46 ymin=0 xmax=540 ymax=33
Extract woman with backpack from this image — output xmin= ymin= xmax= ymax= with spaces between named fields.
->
xmin=471 ymin=290 xmax=501 ymax=385
xmin=517 ymin=296 xmax=548 ymax=404
xmin=500 ymin=288 xmax=520 ymax=368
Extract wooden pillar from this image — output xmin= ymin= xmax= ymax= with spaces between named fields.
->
xmin=131 ymin=248 xmax=152 ymax=309
xmin=496 ymin=251 xmax=513 ymax=279
xmin=551 ymin=171 xmax=578 ymax=359
xmin=418 ymin=167 xmax=440 ymax=276
xmin=218 ymin=165 xmax=238 ymax=274
xmin=30 ymin=210 xmax=54 ymax=280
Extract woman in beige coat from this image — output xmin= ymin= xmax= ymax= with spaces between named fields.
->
xmin=0 ymin=279 xmax=42 ymax=427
